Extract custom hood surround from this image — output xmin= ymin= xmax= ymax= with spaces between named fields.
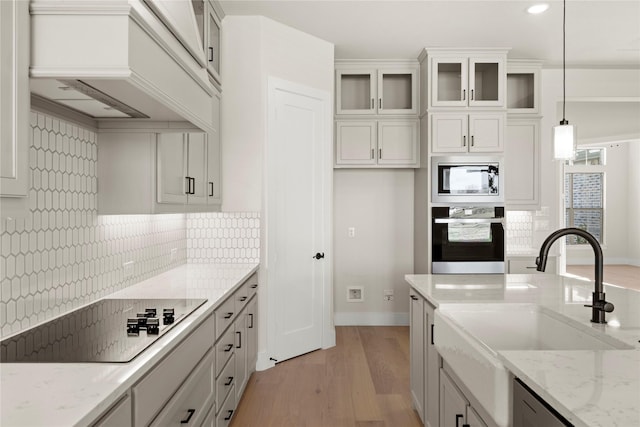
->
xmin=29 ymin=0 xmax=216 ymax=132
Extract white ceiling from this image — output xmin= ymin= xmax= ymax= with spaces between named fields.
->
xmin=219 ymin=0 xmax=640 ymax=67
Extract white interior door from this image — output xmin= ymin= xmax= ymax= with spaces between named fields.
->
xmin=267 ymin=78 xmax=331 ymax=363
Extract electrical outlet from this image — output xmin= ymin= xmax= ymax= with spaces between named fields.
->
xmin=348 ymin=227 xmax=355 ymax=238
xmin=123 ymin=261 xmax=134 ymax=278
xmin=347 ymin=286 xmax=364 ymax=302
xmin=170 ymin=248 xmax=178 ymax=261
xmin=384 ymin=289 xmax=394 ymax=302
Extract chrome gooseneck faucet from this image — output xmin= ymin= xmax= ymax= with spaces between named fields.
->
xmin=536 ymin=227 xmax=614 ymax=324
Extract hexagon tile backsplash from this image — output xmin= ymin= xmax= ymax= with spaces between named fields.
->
xmin=0 ymin=111 xmax=260 ymax=337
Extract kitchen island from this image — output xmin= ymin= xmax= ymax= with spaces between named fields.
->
xmin=0 ymin=263 xmax=258 ymax=426
xmin=406 ymin=273 xmax=640 ymax=427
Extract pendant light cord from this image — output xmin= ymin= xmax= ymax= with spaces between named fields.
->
xmin=562 ymin=0 xmax=567 ymax=123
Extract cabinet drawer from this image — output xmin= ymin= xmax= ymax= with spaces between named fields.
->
xmin=216 ymin=354 xmax=235 ymax=414
xmin=150 ymin=348 xmax=215 ymax=427
xmin=215 ymin=296 xmax=235 ymax=339
xmin=246 ymin=273 xmax=258 ymax=300
xmin=216 ymin=386 xmax=236 ymax=427
xmin=91 ymin=394 xmax=131 ymax=427
xmin=133 ymin=315 xmax=214 ymax=427
xmin=234 ymin=282 xmax=250 ymax=316
xmin=215 ymin=325 xmax=236 ymax=376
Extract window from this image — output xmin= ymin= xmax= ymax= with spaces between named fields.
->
xmin=564 ymin=149 xmax=605 ymax=245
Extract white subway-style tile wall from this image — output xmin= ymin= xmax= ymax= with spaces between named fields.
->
xmin=0 ymin=111 xmax=187 ymax=337
xmin=186 ymin=212 xmax=260 ymax=263
xmin=506 ymin=211 xmax=534 ymax=252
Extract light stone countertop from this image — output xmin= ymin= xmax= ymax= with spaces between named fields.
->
xmin=405 ymin=273 xmax=640 ymax=427
xmin=0 ymin=263 xmax=259 ymax=427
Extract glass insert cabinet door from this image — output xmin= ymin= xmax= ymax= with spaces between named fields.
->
xmin=432 ymin=57 xmax=504 ymax=107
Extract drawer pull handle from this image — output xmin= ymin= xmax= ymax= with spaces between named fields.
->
xmin=236 ymin=331 xmax=242 ymax=349
xmin=410 ymin=295 xmax=418 ymax=301
xmin=224 ymin=312 xmax=233 ymax=319
xmin=224 ymin=410 xmax=234 ymax=421
xmin=250 ymin=284 xmax=258 ymax=289
xmin=248 ymin=313 xmax=254 ymax=329
xmin=239 ymin=296 xmax=247 ymax=302
xmin=209 ymin=181 xmax=214 ymax=197
xmin=225 ymin=376 xmax=234 ymax=386
xmin=456 ymin=414 xmax=464 ymax=427
xmin=224 ymin=343 xmax=233 ymax=352
xmin=180 ymin=409 xmax=196 ymax=424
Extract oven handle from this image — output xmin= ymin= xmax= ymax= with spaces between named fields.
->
xmin=434 ymin=218 xmax=504 ymax=224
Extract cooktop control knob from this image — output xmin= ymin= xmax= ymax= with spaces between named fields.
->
xmin=127 ymin=318 xmax=140 ymax=336
xmin=163 ymin=308 xmax=175 ymax=325
xmin=146 ymin=318 xmax=160 ymax=335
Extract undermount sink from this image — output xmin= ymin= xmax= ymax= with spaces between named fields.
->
xmin=434 ymin=303 xmax=632 ymax=427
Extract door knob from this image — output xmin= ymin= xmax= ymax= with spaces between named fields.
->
xmin=313 ymin=252 xmax=325 ymax=260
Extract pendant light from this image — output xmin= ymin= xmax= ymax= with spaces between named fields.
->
xmin=553 ymin=0 xmax=576 ymax=160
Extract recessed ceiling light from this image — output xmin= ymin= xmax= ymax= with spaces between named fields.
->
xmin=527 ymin=3 xmax=549 ymax=14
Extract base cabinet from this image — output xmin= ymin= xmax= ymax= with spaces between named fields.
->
xmin=409 ymin=291 xmax=440 ymax=427
xmin=440 ymin=369 xmax=488 ymax=427
xmin=89 ymin=273 xmax=258 ymax=427
xmin=91 ymin=394 xmax=132 ymax=427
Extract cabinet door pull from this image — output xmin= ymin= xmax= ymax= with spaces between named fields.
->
xmin=190 ymin=177 xmax=195 ymax=195
xmin=463 ymin=135 xmax=467 ymax=147
xmin=379 ymin=148 xmax=382 ymax=159
xmin=456 ymin=414 xmax=464 ymax=427
xmin=462 ymin=89 xmax=466 ymax=101
xmin=224 ymin=312 xmax=234 ymax=319
xmin=471 ymin=89 xmax=474 ymax=100
xmin=208 ymin=47 xmax=214 ymax=62
xmin=180 ymin=409 xmax=196 ymax=424
xmin=248 ymin=313 xmax=254 ymax=328
xmin=239 ymin=296 xmax=247 ymax=302
xmin=371 ymin=98 xmax=374 ymax=109
xmin=224 ymin=410 xmax=234 ymax=421
xmin=209 ymin=181 xmax=214 ymax=197
xmin=225 ymin=376 xmax=234 ymax=386
xmin=410 ymin=295 xmax=418 ymax=301
xmin=371 ymin=148 xmax=374 ymax=159
xmin=236 ymin=331 xmax=242 ymax=349
xmin=471 ymin=135 xmax=474 ymax=147
xmin=431 ymin=324 xmax=434 ymax=345
xmin=224 ymin=343 xmax=233 ymax=352
xmin=185 ymin=177 xmax=191 ymax=195
xmin=250 ymin=284 xmax=258 ymax=289
xmin=379 ymin=98 xmax=382 ymax=109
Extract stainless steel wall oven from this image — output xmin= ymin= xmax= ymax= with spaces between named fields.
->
xmin=432 ymin=206 xmax=505 ymax=274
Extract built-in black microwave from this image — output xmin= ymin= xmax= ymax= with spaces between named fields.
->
xmin=431 ymin=156 xmax=504 ymax=204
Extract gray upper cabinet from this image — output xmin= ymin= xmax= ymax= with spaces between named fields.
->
xmin=0 ymin=0 xmax=30 ymax=199
xmin=206 ymin=0 xmax=222 ymax=84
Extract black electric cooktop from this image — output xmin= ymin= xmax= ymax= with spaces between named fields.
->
xmin=0 ymin=298 xmax=207 ymax=363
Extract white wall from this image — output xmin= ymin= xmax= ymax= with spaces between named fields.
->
xmin=221 ymin=16 xmax=334 ymax=212
xmin=628 ymin=141 xmax=640 ymax=265
xmin=333 ymin=169 xmax=414 ymax=325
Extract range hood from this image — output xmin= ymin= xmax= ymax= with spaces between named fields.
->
xmin=30 ymin=0 xmax=215 ymax=131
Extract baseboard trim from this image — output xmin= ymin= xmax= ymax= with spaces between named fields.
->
xmin=334 ymin=311 xmax=409 ymax=326
xmin=568 ymin=257 xmax=638 ymax=266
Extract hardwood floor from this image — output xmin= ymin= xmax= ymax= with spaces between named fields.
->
xmin=566 ymin=264 xmax=640 ymax=292
xmin=230 ymin=326 xmax=422 ymax=427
